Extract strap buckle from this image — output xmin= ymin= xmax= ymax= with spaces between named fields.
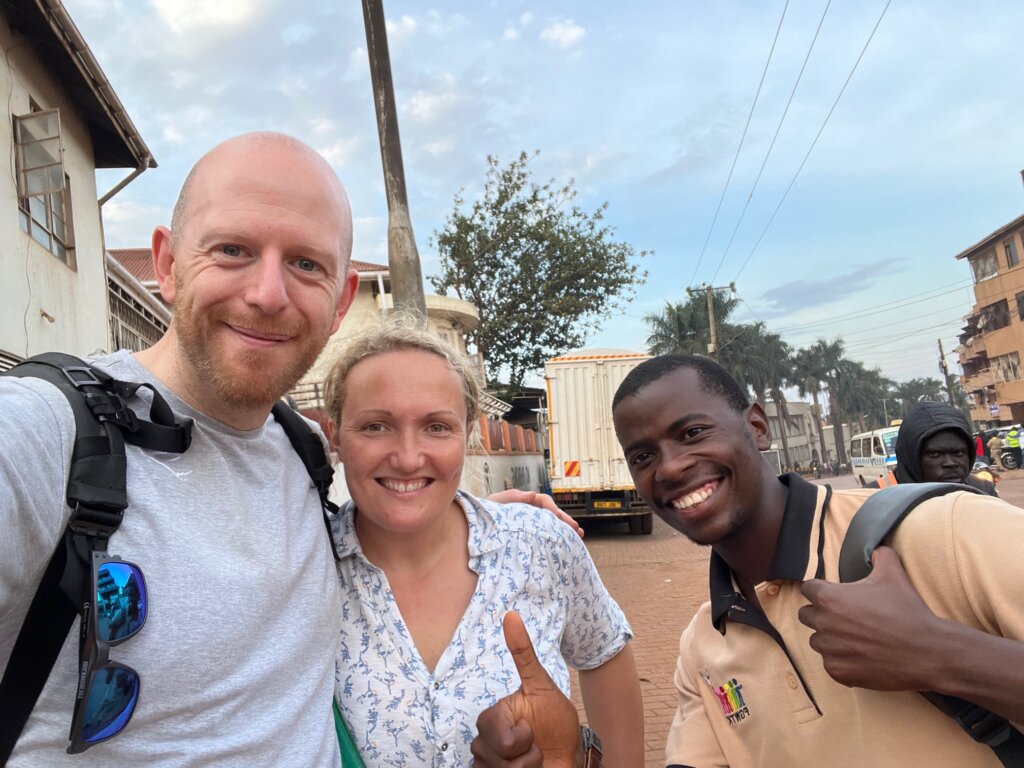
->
xmin=960 ymin=704 xmax=1012 ymax=747
xmin=84 ymin=391 xmax=139 ymax=431
xmin=67 ymin=502 xmax=125 ymax=538
xmin=59 ymin=365 xmax=110 ymax=390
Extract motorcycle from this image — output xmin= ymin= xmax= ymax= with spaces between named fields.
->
xmin=999 ymin=447 xmax=1020 ymax=471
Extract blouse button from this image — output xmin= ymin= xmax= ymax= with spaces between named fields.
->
xmin=786 ymin=673 xmax=798 ymax=689
xmin=434 ymin=682 xmax=440 ymax=690
xmin=441 ymin=743 xmax=448 ymax=751
xmin=766 ymin=583 xmax=780 ymax=597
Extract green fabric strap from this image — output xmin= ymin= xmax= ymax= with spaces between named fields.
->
xmin=333 ymin=699 xmax=366 ymax=767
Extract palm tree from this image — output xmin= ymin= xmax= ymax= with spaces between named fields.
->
xmin=892 ymin=377 xmax=944 ymax=417
xmin=738 ymin=324 xmax=794 ymax=469
xmin=644 ymin=289 xmax=740 ymax=356
xmin=792 ymin=346 xmax=829 ymax=465
xmin=812 ymin=338 xmax=849 ymax=468
xmin=836 ymin=360 xmax=892 ymax=433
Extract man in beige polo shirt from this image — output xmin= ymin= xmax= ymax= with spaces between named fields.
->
xmin=470 ymin=353 xmax=1024 ymax=768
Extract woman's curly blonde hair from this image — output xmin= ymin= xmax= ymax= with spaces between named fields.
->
xmin=323 ymin=311 xmax=482 ymax=433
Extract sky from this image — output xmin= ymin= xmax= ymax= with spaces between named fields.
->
xmin=69 ymin=0 xmax=1024 ymax=387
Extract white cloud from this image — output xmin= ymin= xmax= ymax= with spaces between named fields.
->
xmin=152 ymin=0 xmax=260 ymax=35
xmin=101 ymin=200 xmax=169 ymax=248
xmin=161 ymin=126 xmax=186 ymax=145
xmin=520 ymin=12 xmax=533 ymax=26
xmin=423 ymin=139 xmax=454 ymax=157
xmin=402 ymin=76 xmax=460 ymax=122
xmin=540 ymin=19 xmax=585 ymax=49
xmin=385 ymin=14 xmax=418 ymax=42
xmin=309 ymin=117 xmax=336 ymax=134
xmin=503 ymin=27 xmax=519 ymax=41
xmin=318 ymin=135 xmax=366 ymax=167
xmin=281 ymin=21 xmax=314 ymax=46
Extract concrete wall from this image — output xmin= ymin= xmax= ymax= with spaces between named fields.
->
xmin=0 ymin=14 xmax=108 ymax=362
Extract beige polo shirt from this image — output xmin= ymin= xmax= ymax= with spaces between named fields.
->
xmin=665 ymin=474 xmax=1024 ymax=768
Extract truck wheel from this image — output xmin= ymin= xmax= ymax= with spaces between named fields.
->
xmin=641 ymin=512 xmax=653 ymax=535
xmin=628 ymin=515 xmax=642 ymax=535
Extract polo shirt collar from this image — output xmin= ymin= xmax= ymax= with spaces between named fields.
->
xmin=710 ymin=473 xmax=831 ymax=633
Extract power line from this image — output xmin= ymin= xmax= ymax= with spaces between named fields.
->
xmin=784 ymin=303 xmax=966 ymax=344
xmin=732 ymin=0 xmax=893 ymax=284
xmin=687 ymin=0 xmax=790 ymax=288
xmin=841 ymin=319 xmax=963 ymax=351
xmin=773 ymin=280 xmax=972 ymax=333
xmin=709 ymin=0 xmax=831 ymax=285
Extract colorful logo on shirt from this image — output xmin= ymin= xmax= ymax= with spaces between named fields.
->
xmin=713 ymin=678 xmax=750 ymax=725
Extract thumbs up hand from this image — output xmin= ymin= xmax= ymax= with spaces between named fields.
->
xmin=798 ymin=546 xmax=943 ymax=692
xmin=470 ymin=612 xmax=582 ymax=768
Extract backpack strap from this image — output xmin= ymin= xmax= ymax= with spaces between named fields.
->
xmin=0 ymin=353 xmax=191 ymax=762
xmin=838 ymin=482 xmax=1024 ymax=765
xmin=271 ymin=401 xmax=341 ymax=562
xmin=838 ymin=482 xmax=978 ymax=582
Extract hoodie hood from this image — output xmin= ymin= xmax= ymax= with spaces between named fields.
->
xmin=893 ymin=401 xmax=976 ymax=483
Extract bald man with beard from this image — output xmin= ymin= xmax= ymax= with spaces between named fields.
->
xmin=0 ymin=133 xmax=566 ymax=766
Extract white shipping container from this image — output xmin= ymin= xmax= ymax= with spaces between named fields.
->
xmin=545 ymin=348 xmax=650 ymax=492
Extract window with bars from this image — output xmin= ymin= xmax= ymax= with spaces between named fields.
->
xmin=14 ymin=107 xmax=75 ymax=267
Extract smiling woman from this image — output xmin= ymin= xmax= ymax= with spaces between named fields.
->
xmin=321 ymin=316 xmax=643 ymax=767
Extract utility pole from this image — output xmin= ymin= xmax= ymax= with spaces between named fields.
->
xmin=706 ymin=286 xmax=718 ymax=362
xmin=362 ymin=0 xmax=427 ymax=320
xmin=687 ymin=282 xmax=735 ymax=362
xmin=937 ymin=338 xmax=954 ymax=405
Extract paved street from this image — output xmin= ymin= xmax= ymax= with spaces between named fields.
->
xmin=570 ymin=471 xmax=1024 ymax=768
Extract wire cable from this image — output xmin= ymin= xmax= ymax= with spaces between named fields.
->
xmin=732 ymin=0 xmax=893 ymax=284
xmin=687 ymin=0 xmax=789 ymax=289
xmin=709 ymin=0 xmax=832 ymax=284
xmin=773 ymin=280 xmax=972 ymax=333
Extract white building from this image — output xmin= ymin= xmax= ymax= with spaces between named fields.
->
xmin=0 ymin=0 xmax=153 ymax=370
xmin=764 ymin=401 xmax=825 ymax=468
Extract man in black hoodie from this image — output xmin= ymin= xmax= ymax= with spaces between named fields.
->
xmin=892 ymin=401 xmax=998 ymax=496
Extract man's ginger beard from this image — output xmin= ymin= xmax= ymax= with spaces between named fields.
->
xmin=171 ymin=272 xmax=331 ymax=409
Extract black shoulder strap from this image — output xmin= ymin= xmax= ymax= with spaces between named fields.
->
xmin=838 ymin=482 xmax=1024 ymax=766
xmin=838 ymin=482 xmax=978 ymax=582
xmin=271 ymin=401 xmax=341 ymax=562
xmin=0 ymin=353 xmax=191 ymax=763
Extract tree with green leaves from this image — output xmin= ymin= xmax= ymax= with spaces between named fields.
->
xmin=645 ymin=289 xmax=739 ymax=357
xmin=792 ymin=346 xmax=830 ymax=464
xmin=836 ymin=360 xmax=893 ymax=433
xmin=812 ymin=338 xmax=850 ymax=468
xmin=892 ymin=377 xmax=944 ymax=417
xmin=741 ymin=324 xmax=795 ymax=469
xmin=430 ymin=151 xmax=648 ymax=395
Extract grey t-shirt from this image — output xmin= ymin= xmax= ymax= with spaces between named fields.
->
xmin=0 ymin=351 xmax=343 ymax=767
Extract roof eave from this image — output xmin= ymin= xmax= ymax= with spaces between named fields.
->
xmin=6 ymin=0 xmax=154 ymax=169
xmin=953 ymin=212 xmax=1024 ymax=261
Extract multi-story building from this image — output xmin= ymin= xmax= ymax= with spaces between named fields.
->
xmin=0 ymin=0 xmax=153 ymax=370
xmin=955 ymin=213 xmax=1024 ymax=427
xmin=763 ymin=400 xmax=826 ymax=468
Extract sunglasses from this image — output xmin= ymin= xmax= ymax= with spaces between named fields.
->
xmin=66 ymin=552 xmax=148 ymax=754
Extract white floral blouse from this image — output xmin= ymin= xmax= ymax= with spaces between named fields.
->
xmin=332 ymin=492 xmax=632 ymax=767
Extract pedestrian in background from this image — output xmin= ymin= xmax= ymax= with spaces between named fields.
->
xmin=988 ymin=430 xmax=1004 ymax=466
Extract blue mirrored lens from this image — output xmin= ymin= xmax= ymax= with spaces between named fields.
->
xmin=95 ymin=562 xmax=147 ymax=643
xmin=82 ymin=666 xmax=139 ymax=743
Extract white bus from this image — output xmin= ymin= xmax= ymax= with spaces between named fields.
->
xmin=849 ymin=426 xmax=900 ymax=486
